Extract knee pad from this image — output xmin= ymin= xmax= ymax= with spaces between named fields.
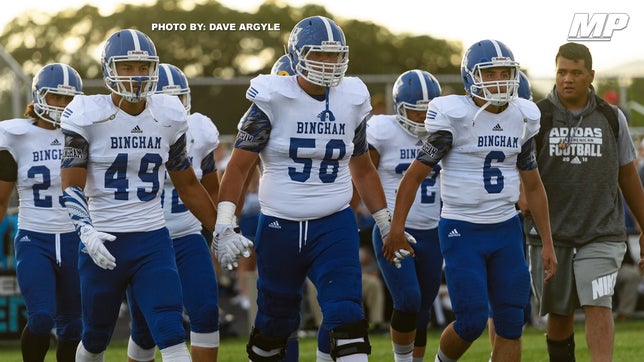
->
xmin=392 ymin=286 xmax=421 ymax=313
xmin=547 ymin=334 xmax=576 ymax=362
xmin=146 ymin=312 xmax=185 ymax=350
xmin=453 ymin=308 xmax=488 ymax=342
xmin=390 ymin=310 xmax=417 ymax=333
xmin=414 ymin=327 xmax=428 ymax=348
xmin=27 ymin=312 xmax=55 ymax=336
xmin=187 ymin=302 xmax=219 ymax=333
xmin=329 ymin=319 xmax=371 ymax=360
xmin=322 ymin=300 xmax=364 ymax=329
xmin=128 ymin=336 xmax=156 ymax=362
xmin=492 ymin=304 xmax=525 ymax=339
xmin=246 ymin=327 xmax=287 ymax=362
xmin=57 ymin=317 xmax=82 ymax=342
xmin=190 ymin=330 xmax=220 ymax=348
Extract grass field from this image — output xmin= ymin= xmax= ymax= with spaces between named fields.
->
xmin=1 ymin=319 xmax=642 ymax=361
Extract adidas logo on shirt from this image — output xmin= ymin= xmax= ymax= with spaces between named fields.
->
xmin=492 ymin=123 xmax=503 ymax=131
xmin=268 ymin=220 xmax=281 ymax=229
xmin=51 ymin=138 xmax=61 ymax=146
xmin=447 ymin=229 xmax=461 ymax=238
xmin=131 ymin=125 xmax=143 ymax=133
xmin=19 ymin=235 xmax=31 ymax=242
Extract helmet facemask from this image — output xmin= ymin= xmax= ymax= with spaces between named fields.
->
xmin=32 ymin=63 xmax=83 ymax=126
xmin=295 ymin=43 xmax=349 ymax=87
xmin=396 ymin=101 xmax=429 ymax=138
xmin=467 ymin=62 xmax=519 ymax=106
xmin=104 ymin=57 xmax=159 ymax=103
xmin=34 ymin=87 xmax=79 ymax=126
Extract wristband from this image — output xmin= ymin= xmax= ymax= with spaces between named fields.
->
xmin=216 ymin=201 xmax=237 ymax=225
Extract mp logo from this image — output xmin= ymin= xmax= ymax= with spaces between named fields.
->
xmin=568 ymin=13 xmax=629 ymax=41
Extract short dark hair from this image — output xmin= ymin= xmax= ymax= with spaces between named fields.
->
xmin=556 ymin=42 xmax=593 ymax=72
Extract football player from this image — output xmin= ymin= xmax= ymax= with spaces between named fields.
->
xmin=369 ymin=69 xmax=444 ymax=361
xmin=0 ymin=63 xmax=83 ymax=362
xmin=212 ymin=16 xmax=403 ymax=361
xmin=386 ymin=40 xmax=557 ymax=361
xmin=59 ymin=29 xmax=238 ymax=362
xmin=125 ymin=63 xmax=221 ymax=362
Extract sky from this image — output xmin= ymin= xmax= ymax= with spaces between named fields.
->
xmin=1 ymin=0 xmax=642 ymax=81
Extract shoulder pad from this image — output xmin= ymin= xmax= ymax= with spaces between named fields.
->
xmin=247 ymin=75 xmax=299 ymax=103
xmin=337 ymin=77 xmax=370 ymax=105
xmin=188 ymin=113 xmax=220 ymax=151
xmin=0 ymin=118 xmax=33 ymax=135
xmin=366 ymin=114 xmax=396 ymax=143
xmin=148 ymin=94 xmax=188 ymax=125
xmin=61 ymin=95 xmax=113 ymax=127
xmin=512 ymin=98 xmax=541 ymax=122
xmin=430 ymin=95 xmax=469 ymax=120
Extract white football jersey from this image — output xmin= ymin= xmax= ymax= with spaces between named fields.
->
xmin=0 ymin=118 xmax=75 ymax=233
xmin=60 ymin=94 xmax=188 ymax=232
xmin=247 ymin=75 xmax=372 ymax=221
xmin=162 ymin=112 xmax=219 ymax=238
xmin=426 ymin=95 xmax=540 ymax=223
xmin=367 ymin=115 xmax=440 ymax=229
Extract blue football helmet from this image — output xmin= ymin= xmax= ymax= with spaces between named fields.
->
xmin=157 ymin=63 xmax=191 ymax=112
xmin=32 ymin=63 xmax=83 ymax=126
xmin=393 ymin=70 xmax=442 ymax=138
xmin=461 ymin=39 xmax=519 ymax=106
xmin=287 ymin=16 xmax=349 ymax=87
xmin=271 ymin=54 xmax=295 ymax=76
xmin=101 ymin=29 xmax=159 ymax=103
xmin=517 ymin=70 xmax=532 ymax=101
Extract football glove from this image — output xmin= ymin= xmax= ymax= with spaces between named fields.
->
xmin=79 ymin=225 xmax=117 ymax=270
xmin=212 ymin=223 xmax=253 ymax=271
xmin=373 ymin=208 xmax=416 ymax=269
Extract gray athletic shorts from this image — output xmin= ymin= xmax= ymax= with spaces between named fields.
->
xmin=528 ymin=241 xmax=626 ymax=316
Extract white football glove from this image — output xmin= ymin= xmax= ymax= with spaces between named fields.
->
xmin=212 ymin=224 xmax=253 ymax=271
xmin=79 ymin=225 xmax=116 ymax=270
xmin=373 ymin=208 xmax=416 ymax=269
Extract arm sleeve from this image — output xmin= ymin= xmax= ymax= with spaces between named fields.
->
xmin=61 ymin=130 xmax=89 ymax=169
xmin=167 ymin=133 xmax=191 ymax=171
xmin=234 ymin=103 xmax=272 ymax=153
xmin=416 ymin=130 xmax=453 ymax=167
xmin=517 ymin=137 xmax=538 ymax=171
xmin=352 ymin=118 xmax=369 ymax=157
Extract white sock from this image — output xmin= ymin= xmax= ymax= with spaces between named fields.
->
xmin=75 ymin=342 xmax=104 ymax=362
xmin=393 ymin=342 xmax=414 ymax=362
xmin=336 ymin=338 xmax=368 ymax=361
xmin=159 ymin=343 xmax=191 ymax=362
xmin=317 ymin=349 xmax=334 ymax=361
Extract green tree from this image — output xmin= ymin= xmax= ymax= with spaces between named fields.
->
xmin=0 ymin=0 xmax=461 ymax=134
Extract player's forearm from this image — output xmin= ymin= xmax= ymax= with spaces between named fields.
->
xmin=525 ymin=184 xmax=554 ymax=247
xmin=180 ymin=184 xmax=217 ymax=232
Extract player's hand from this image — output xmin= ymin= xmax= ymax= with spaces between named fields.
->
xmin=79 ymin=225 xmax=116 ymax=270
xmin=212 ymin=223 xmax=253 ymax=270
xmin=392 ymin=233 xmax=416 ymax=268
xmin=382 ymin=230 xmax=416 ymax=269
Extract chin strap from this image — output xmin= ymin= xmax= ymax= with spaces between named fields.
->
xmin=472 ymin=100 xmax=491 ymax=126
